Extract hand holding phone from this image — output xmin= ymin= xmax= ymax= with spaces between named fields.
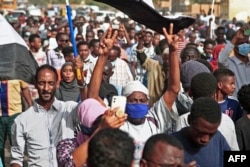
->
xmin=111 ymin=96 xmax=127 ymax=118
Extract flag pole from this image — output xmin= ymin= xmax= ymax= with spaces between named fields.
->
xmin=66 ymin=0 xmax=83 ymax=80
xmin=66 ymin=0 xmax=77 ymax=57
xmin=210 ymin=0 xmax=215 ymax=39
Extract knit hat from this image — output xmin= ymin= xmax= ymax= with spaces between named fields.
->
xmin=181 ymin=60 xmax=210 ymax=89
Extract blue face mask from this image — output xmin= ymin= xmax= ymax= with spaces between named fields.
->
xmin=80 ymin=125 xmax=94 ymax=136
xmin=125 ymin=103 xmax=149 ymax=119
xmin=237 ymin=43 xmax=250 ymax=56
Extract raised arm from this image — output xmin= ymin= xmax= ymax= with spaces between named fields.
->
xmin=218 ymin=28 xmax=247 ymax=66
xmin=120 ymin=23 xmax=132 ymax=47
xmin=87 ymin=27 xmax=118 ymax=105
xmin=162 ymin=23 xmax=180 ymax=110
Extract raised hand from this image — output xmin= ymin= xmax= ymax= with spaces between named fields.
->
xmin=98 ymin=108 xmax=127 ymax=129
xmin=162 ymin=23 xmax=179 ymax=51
xmin=231 ymin=24 xmax=250 ymax=45
xmin=99 ymin=26 xmax=118 ymax=55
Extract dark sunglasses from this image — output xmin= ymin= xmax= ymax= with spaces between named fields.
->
xmin=59 ymin=39 xmax=69 ymax=43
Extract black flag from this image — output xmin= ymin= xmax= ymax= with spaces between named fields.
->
xmin=94 ymin=0 xmax=195 ymax=34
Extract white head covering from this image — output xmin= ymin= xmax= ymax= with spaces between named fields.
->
xmin=122 ymin=81 xmax=149 ymax=99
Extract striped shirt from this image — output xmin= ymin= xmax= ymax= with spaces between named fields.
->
xmin=0 ymin=80 xmax=28 ymax=116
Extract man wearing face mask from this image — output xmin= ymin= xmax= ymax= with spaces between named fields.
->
xmin=218 ymin=26 xmax=250 ymax=97
xmin=119 ymin=24 xmax=180 ymax=167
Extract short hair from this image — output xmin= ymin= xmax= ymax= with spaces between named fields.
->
xmin=213 ymin=68 xmax=235 ymax=82
xmin=29 ymin=34 xmax=40 ymax=43
xmin=189 ymin=97 xmax=221 ymax=124
xmin=155 ymin=39 xmax=168 ymax=55
xmin=237 ymin=84 xmax=250 ymax=113
xmin=35 ymin=64 xmax=58 ymax=82
xmin=142 ymin=133 xmax=183 ymax=159
xmin=215 ymin=26 xmax=225 ymax=34
xmin=62 ymin=46 xmax=74 ymax=57
xmin=56 ymin=32 xmax=67 ymax=41
xmin=111 ymin=45 xmax=121 ymax=57
xmin=97 ymin=29 xmax=104 ymax=34
xmin=195 ymin=59 xmax=213 ymax=73
xmin=89 ymin=39 xmax=100 ymax=47
xmin=180 ymin=46 xmax=201 ymax=63
xmin=186 ymin=42 xmax=198 ymax=48
xmin=204 ymin=39 xmax=216 ymax=48
xmin=77 ymin=41 xmax=89 ymax=50
xmin=191 ymin=72 xmax=217 ymax=100
xmin=87 ymin=128 xmax=135 ymax=167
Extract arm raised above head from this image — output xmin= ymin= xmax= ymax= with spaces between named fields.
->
xmin=162 ymin=24 xmax=180 ymax=110
xmin=87 ymin=27 xmax=118 ymax=106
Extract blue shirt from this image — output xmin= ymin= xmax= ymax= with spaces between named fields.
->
xmin=219 ymin=96 xmax=243 ymax=123
xmin=172 ymin=128 xmax=231 ymax=167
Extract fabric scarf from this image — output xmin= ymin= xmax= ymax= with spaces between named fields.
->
xmin=57 ymin=79 xmax=80 ymax=102
xmin=77 ymin=98 xmax=106 ymax=144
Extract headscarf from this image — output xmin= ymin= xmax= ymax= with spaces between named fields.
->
xmin=77 ymin=98 xmax=106 ymax=144
xmin=55 ymin=62 xmax=79 ymax=102
xmin=122 ymin=80 xmax=149 ymax=99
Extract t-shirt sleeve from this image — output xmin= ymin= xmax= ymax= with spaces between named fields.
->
xmin=149 ymin=97 xmax=179 ymax=133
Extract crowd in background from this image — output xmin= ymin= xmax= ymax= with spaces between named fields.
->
xmin=1 ymin=3 xmax=250 ymax=167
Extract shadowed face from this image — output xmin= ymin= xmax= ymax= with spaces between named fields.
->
xmin=188 ymin=117 xmax=220 ymax=146
xmin=141 ymin=142 xmax=184 ymax=167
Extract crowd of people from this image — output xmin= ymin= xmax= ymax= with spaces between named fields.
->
xmin=1 ymin=2 xmax=250 ymax=167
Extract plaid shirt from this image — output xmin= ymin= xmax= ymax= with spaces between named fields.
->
xmin=109 ymin=58 xmax=134 ymax=88
xmin=129 ymin=44 xmax=156 ymax=82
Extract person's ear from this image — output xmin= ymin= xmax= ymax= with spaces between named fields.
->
xmin=140 ymin=159 xmax=148 ymax=167
xmin=217 ymin=81 xmax=223 ymax=89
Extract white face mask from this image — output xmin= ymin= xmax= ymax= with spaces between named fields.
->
xmin=197 ymin=46 xmax=204 ymax=54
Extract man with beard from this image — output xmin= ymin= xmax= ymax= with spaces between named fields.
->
xmin=10 ymin=65 xmax=82 ymax=167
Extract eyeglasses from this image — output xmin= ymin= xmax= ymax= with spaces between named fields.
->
xmin=59 ymin=39 xmax=69 ymax=43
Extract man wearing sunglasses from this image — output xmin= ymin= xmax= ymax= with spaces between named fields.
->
xmin=47 ymin=32 xmax=69 ymax=71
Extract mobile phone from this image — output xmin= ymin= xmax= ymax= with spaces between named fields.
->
xmin=244 ymin=29 xmax=250 ymax=36
xmin=111 ymin=96 xmax=127 ymax=117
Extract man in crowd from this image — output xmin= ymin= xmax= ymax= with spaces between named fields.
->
xmin=218 ymin=26 xmax=250 ymax=97
xmin=140 ymin=133 xmax=185 ymax=167
xmin=173 ymin=97 xmax=231 ymax=167
xmin=87 ymin=128 xmax=135 ymax=167
xmin=10 ymin=64 xmax=84 ymax=167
